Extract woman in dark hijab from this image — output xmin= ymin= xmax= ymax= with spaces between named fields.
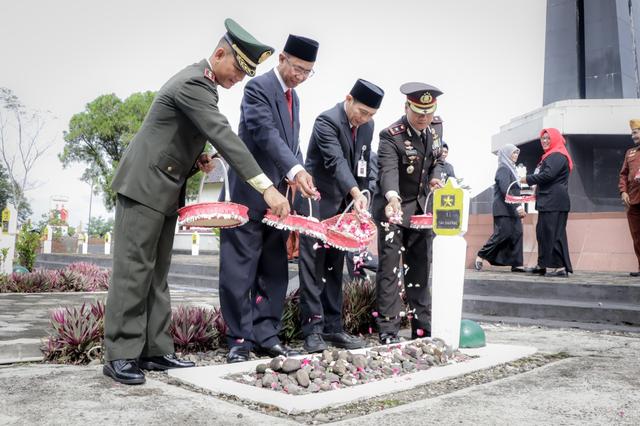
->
xmin=475 ymin=144 xmax=526 ymax=272
xmin=522 ymin=128 xmax=573 ymax=277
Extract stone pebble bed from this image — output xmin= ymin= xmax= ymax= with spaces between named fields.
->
xmin=226 ymin=337 xmax=472 ymax=395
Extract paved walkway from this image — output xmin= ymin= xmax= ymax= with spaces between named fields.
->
xmin=1 ymin=325 xmax=638 ymax=425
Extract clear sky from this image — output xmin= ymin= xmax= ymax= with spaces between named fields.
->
xmin=0 ymin=0 xmax=546 ymax=228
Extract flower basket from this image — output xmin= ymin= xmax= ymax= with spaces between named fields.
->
xmin=504 ymin=180 xmax=536 ymax=204
xmin=410 ymin=190 xmax=433 ymax=230
xmin=323 ymin=190 xmax=376 ymax=252
xmin=262 ymin=187 xmax=327 ymax=241
xmin=177 ymin=158 xmax=249 ymax=229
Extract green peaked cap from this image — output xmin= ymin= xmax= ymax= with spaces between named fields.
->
xmin=224 ymin=18 xmax=274 ymax=77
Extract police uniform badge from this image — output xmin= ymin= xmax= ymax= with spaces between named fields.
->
xmin=204 ymin=68 xmax=216 ymax=84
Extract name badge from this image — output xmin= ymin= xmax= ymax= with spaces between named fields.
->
xmin=357 ymin=160 xmax=367 ymax=177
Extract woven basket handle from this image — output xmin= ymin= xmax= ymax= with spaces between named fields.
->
xmin=198 ymin=157 xmax=229 ymax=203
xmin=284 ymin=185 xmax=313 ymax=217
xmin=505 ymin=180 xmax=519 ymax=198
xmin=421 ymin=190 xmax=434 ymax=214
xmin=336 ymin=189 xmax=371 ymax=227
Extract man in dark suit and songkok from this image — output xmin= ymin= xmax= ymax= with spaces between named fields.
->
xmin=298 ymin=79 xmax=384 ymax=353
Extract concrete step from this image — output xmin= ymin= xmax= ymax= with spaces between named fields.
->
xmin=168 ymin=273 xmax=218 ymax=290
xmin=463 ymin=313 xmax=640 ymax=333
xmin=463 ymin=294 xmax=640 ymax=326
xmin=464 ymin=279 xmax=640 ymax=304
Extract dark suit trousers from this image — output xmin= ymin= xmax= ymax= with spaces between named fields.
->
xmin=219 ymin=220 xmax=289 ymax=349
xmin=627 ymin=204 xmax=640 ymax=270
xmin=104 ymin=194 xmax=176 ymax=361
xmin=536 ymin=211 xmax=573 ymax=272
xmin=298 ymin=235 xmax=345 ymax=336
xmin=375 ymin=223 xmax=431 ymax=334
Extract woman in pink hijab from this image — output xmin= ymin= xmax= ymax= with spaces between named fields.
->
xmin=520 ymin=128 xmax=573 ymax=277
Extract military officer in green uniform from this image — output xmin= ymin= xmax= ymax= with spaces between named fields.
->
xmin=103 ymin=19 xmax=290 ymax=385
xmin=371 ymin=82 xmax=445 ymax=344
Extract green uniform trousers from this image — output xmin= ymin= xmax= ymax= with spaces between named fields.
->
xmin=104 ymin=194 xmax=176 ymax=361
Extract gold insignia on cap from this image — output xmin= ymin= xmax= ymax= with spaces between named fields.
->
xmin=229 ymin=42 xmax=257 ymax=76
xmin=420 ymin=92 xmax=433 ymax=104
xmin=258 ymin=50 xmax=272 ymax=64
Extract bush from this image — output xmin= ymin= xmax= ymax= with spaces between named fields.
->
xmin=279 ymin=288 xmax=302 ymax=344
xmin=42 ymin=301 xmax=105 ymax=364
xmin=342 ymin=279 xmax=377 ymax=335
xmin=170 ymin=305 xmax=226 ymax=353
xmin=0 ymin=262 xmax=110 ymax=293
xmin=15 ymin=224 xmax=41 ymax=271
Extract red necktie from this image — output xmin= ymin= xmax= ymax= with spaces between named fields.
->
xmin=351 ymin=126 xmax=357 ymax=143
xmin=285 ymin=89 xmax=293 ymax=126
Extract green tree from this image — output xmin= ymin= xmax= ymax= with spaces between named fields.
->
xmin=60 ymin=92 xmax=155 ymax=210
xmin=0 ymin=88 xmax=46 ymax=222
xmin=0 ymin=163 xmax=11 ymax=209
xmin=87 ymin=216 xmax=114 ymax=237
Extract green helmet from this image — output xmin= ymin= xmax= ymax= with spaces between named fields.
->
xmin=12 ymin=265 xmax=29 ymax=274
xmin=459 ymin=319 xmax=486 ymax=348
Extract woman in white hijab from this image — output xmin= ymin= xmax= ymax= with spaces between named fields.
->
xmin=475 ymin=144 xmax=526 ymax=272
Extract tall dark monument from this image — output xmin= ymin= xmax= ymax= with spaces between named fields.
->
xmin=488 ymin=0 xmax=640 ymax=213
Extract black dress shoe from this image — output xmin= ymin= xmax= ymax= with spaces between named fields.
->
xmin=511 ymin=266 xmax=526 ymax=273
xmin=103 ymin=359 xmax=145 ymax=385
xmin=226 ymin=346 xmax=250 ymax=363
xmin=303 ymin=333 xmax=328 ymax=353
xmin=139 ymin=354 xmax=195 ymax=371
xmin=630 ymin=272 xmax=640 ymax=277
xmin=544 ymin=269 xmax=568 ymax=277
xmin=525 ymin=266 xmax=546 ymax=275
xmin=379 ymin=332 xmax=400 ymax=345
xmin=255 ymin=343 xmax=300 ymax=358
xmin=322 ymin=331 xmax=365 ymax=349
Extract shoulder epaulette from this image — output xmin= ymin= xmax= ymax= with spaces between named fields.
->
xmin=432 ymin=115 xmax=443 ymax=124
xmin=203 ymin=68 xmax=216 ymax=84
xmin=388 ymin=123 xmax=406 ymax=136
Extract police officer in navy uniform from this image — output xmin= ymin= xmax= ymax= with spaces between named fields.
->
xmin=372 ymin=82 xmax=444 ymax=344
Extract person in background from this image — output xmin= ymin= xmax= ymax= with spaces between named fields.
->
xmin=298 ymin=79 xmax=384 ymax=353
xmin=439 ymin=142 xmax=456 ymax=183
xmin=618 ymin=119 xmax=640 ymax=277
xmin=220 ymin=34 xmax=319 ymax=363
xmin=475 ymin=144 xmax=526 ymax=272
xmin=103 ymin=19 xmax=288 ymax=385
xmin=521 ymin=128 xmax=573 ymax=277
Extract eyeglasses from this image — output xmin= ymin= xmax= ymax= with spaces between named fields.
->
xmin=284 ymin=56 xmax=315 ymax=78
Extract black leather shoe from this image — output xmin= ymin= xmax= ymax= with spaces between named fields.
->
xmin=511 ymin=266 xmax=526 ymax=273
xmin=322 ymin=331 xmax=365 ymax=349
xmin=103 ymin=359 xmax=145 ymax=385
xmin=303 ymin=333 xmax=328 ymax=353
xmin=379 ymin=332 xmax=400 ymax=345
xmin=139 ymin=354 xmax=195 ymax=371
xmin=226 ymin=346 xmax=250 ymax=363
xmin=525 ymin=266 xmax=546 ymax=275
xmin=630 ymin=272 xmax=640 ymax=277
xmin=545 ymin=269 xmax=568 ymax=277
xmin=255 ymin=343 xmax=300 ymax=358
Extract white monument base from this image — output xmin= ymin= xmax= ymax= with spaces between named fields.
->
xmin=431 ymin=234 xmax=467 ymax=350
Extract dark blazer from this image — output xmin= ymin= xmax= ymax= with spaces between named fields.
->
xmin=526 ymin=152 xmax=571 ymax=212
xmin=304 ymin=103 xmax=374 ymax=219
xmin=372 ymin=116 xmax=443 ymax=227
xmin=112 ymin=59 xmax=263 ymax=215
xmin=225 ymin=69 xmax=303 ymax=217
xmin=493 ymin=166 xmax=520 ymax=217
